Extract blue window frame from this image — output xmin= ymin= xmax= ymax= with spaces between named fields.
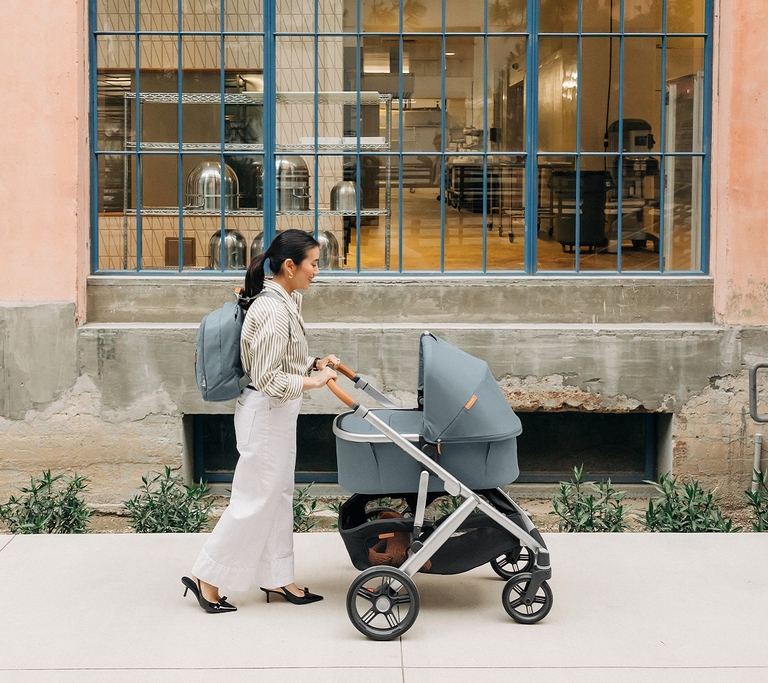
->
xmin=91 ymin=0 xmax=712 ymax=275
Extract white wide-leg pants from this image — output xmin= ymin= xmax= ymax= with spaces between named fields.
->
xmin=192 ymin=389 xmax=301 ymax=592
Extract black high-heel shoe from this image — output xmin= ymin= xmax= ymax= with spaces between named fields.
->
xmin=181 ymin=576 xmax=237 ymax=613
xmin=260 ymin=586 xmax=323 ymax=605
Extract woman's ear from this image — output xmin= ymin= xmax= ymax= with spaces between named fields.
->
xmin=283 ymin=258 xmax=295 ymax=277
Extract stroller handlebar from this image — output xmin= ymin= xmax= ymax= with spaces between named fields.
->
xmin=330 ymin=362 xmax=356 ymax=380
xmin=327 ymin=377 xmax=356 ymax=407
xmin=327 ymin=362 xmax=358 ymax=407
xmin=326 ymin=362 xmax=400 ymax=409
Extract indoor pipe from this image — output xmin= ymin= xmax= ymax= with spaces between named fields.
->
xmin=752 ymin=433 xmax=764 ymax=494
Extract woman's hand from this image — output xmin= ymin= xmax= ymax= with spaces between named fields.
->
xmin=315 ymin=355 xmax=341 ymax=370
xmin=312 ymin=366 xmax=337 ymax=389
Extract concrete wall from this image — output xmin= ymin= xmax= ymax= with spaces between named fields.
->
xmin=1 ymin=280 xmax=766 ymax=505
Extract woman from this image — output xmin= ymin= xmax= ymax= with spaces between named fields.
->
xmin=182 ymin=229 xmax=339 ymax=612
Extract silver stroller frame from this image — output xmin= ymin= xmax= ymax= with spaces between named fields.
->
xmin=329 ymin=362 xmax=553 ymax=640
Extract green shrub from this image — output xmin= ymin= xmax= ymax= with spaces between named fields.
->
xmin=124 ymin=467 xmax=213 ymax=533
xmin=0 ymin=470 xmax=91 ymax=534
xmin=551 ymin=465 xmax=630 ymax=532
xmin=744 ymin=470 xmax=768 ymax=532
xmin=293 ymin=483 xmax=318 ymax=532
xmin=642 ymin=473 xmax=737 ymax=532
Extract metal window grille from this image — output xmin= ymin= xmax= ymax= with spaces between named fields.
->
xmin=91 ymin=0 xmax=712 ymax=275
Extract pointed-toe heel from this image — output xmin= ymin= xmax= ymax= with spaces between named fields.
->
xmin=181 ymin=576 xmax=237 ymax=613
xmin=260 ymin=586 xmax=323 ymax=605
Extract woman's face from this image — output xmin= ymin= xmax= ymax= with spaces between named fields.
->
xmin=290 ymin=246 xmax=320 ymax=291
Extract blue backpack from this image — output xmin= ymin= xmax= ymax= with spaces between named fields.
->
xmin=194 ymin=290 xmax=279 ymax=401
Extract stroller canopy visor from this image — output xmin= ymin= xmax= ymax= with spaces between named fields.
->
xmin=418 ymin=333 xmax=522 ymax=444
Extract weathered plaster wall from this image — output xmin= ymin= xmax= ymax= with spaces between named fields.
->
xmin=1 ymin=296 xmax=766 ymax=504
xmin=0 ymin=1 xmax=89 ymax=314
xmin=712 ymin=0 xmax=768 ymax=324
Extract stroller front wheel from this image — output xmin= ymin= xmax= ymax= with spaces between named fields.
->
xmin=490 ymin=545 xmax=535 ymax=579
xmin=346 ymin=566 xmax=420 ymax=641
xmin=502 ymin=572 xmax=553 ymax=624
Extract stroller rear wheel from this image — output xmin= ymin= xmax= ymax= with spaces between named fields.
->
xmin=346 ymin=566 xmax=420 ymax=641
xmin=502 ymin=572 xmax=553 ymax=624
xmin=490 ymin=545 xmax=535 ymax=579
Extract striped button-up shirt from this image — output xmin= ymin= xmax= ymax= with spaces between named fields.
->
xmin=240 ymin=279 xmax=315 ymax=403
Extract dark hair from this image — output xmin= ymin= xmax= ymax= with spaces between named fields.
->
xmin=244 ymin=229 xmax=320 ymax=298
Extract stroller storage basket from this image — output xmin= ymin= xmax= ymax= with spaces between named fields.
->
xmin=334 ymin=409 xmax=520 ymax=495
xmin=339 ymin=493 xmax=522 ymax=575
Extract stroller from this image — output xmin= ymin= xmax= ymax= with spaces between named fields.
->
xmin=328 ymin=332 xmax=553 ymax=640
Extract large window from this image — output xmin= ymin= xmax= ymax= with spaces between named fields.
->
xmin=92 ymin=0 xmax=711 ymax=274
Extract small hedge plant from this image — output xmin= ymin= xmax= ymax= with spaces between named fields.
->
xmin=550 ymin=465 xmax=631 ymax=532
xmin=642 ymin=473 xmax=737 ymax=532
xmin=0 ymin=470 xmax=91 ymax=534
xmin=123 ymin=467 xmax=213 ymax=533
xmin=745 ymin=470 xmax=768 ymax=532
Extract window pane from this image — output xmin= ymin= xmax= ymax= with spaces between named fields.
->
xmin=487 ymin=36 xmax=527 ymax=154
xmin=139 ymin=0 xmax=177 ymax=32
xmin=624 ymin=0 xmax=662 ymax=33
xmin=487 ymin=156 xmax=526 ymax=271
xmin=622 ymin=37 xmax=662 ymax=155
xmin=538 ymin=37 xmax=577 ymax=152
xmin=361 ymin=0 xmax=443 ymax=33
xmin=97 ymin=154 xmax=134 ymax=270
xmin=663 ymin=155 xmax=703 ymax=271
xmin=225 ymin=0 xmax=263 ymax=33
xmin=447 ymin=0 xmax=484 ymax=32
xmin=488 ymin=0 xmax=527 ymax=33
xmin=276 ymin=0 xmax=314 ymax=32
xmin=665 ymin=39 xmax=705 ymax=153
xmin=97 ymin=0 xmax=135 ymax=32
xmin=344 ymin=153 xmax=393 ymax=271
xmin=581 ymin=0 xmax=619 ymax=33
xmin=182 ymin=0 xmax=220 ymax=32
xmin=606 ymin=155 xmax=661 ymax=271
xmin=540 ymin=0 xmax=578 ymax=34
xmin=668 ymin=0 xmax=706 ymax=34
xmin=538 ymin=156 xmax=619 ymax=271
xmin=580 ymin=37 xmax=619 ymax=152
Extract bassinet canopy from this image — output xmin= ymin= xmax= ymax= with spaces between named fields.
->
xmin=418 ymin=332 xmax=522 ymax=444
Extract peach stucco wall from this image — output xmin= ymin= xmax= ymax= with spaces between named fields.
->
xmin=0 ymin=1 xmax=88 ymax=314
xmin=712 ymin=0 xmax=768 ymax=325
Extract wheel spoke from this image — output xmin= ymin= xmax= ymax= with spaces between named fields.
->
xmin=391 ymin=593 xmax=412 ymax=606
xmin=508 ymin=597 xmax=523 ymax=609
xmin=356 ymin=587 xmax=377 ymax=603
xmin=361 ymin=608 xmax=378 ymax=625
xmin=512 ymin=583 xmax=526 ymax=596
xmin=385 ymin=610 xmax=400 ymax=628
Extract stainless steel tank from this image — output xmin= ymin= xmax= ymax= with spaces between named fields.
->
xmin=227 ymin=157 xmax=263 ymax=209
xmin=186 ymin=162 xmax=240 ymax=211
xmin=275 ymin=156 xmax=310 ymax=211
xmin=209 ymin=229 xmax=247 ymax=270
xmin=330 ymin=180 xmax=359 ymax=211
xmin=250 ymin=230 xmax=340 ymax=270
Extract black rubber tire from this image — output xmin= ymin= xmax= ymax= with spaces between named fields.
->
xmin=502 ymin=572 xmax=554 ymax=624
xmin=346 ymin=566 xmax=420 ymax=641
xmin=490 ymin=545 xmax=535 ymax=579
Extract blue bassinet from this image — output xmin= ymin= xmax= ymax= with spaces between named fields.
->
xmin=333 ymin=332 xmax=522 ymax=494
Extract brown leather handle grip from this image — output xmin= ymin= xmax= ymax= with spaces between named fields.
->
xmin=331 ymin=362 xmax=356 ymax=380
xmin=327 ymin=378 xmax=355 ymax=407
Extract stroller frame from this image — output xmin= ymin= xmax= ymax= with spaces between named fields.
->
xmin=329 ymin=360 xmax=553 ymax=640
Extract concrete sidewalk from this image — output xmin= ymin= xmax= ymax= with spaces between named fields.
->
xmin=0 ymin=531 xmax=767 ymax=682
